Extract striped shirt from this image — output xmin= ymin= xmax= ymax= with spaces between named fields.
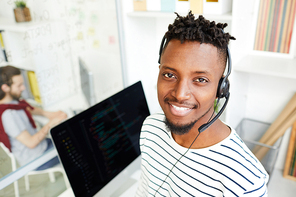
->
xmin=135 ymin=112 xmax=269 ymax=197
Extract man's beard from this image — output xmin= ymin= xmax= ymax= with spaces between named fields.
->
xmin=164 ymin=118 xmax=197 ymax=135
xmin=164 ymin=106 xmax=213 ymax=135
xmin=9 ymin=91 xmax=21 ymax=101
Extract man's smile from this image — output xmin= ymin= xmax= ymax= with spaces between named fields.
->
xmin=168 ymin=102 xmax=197 ymax=117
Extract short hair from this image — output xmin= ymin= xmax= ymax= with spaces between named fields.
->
xmin=162 ymin=11 xmax=236 ymax=66
xmin=0 ymin=65 xmax=21 ymax=100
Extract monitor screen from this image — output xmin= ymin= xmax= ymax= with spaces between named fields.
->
xmin=50 ymin=81 xmax=150 ymax=197
xmin=79 ymin=57 xmax=96 ymax=107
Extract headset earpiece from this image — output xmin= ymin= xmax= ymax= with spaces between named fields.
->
xmin=217 ymin=77 xmax=230 ymax=98
xmin=158 ymin=36 xmax=166 ymax=64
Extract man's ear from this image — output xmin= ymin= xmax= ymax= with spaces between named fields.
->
xmin=1 ymin=84 xmax=10 ymax=93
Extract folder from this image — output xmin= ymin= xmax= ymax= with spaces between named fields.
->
xmin=20 ymin=69 xmax=34 ymax=100
xmin=161 ymin=0 xmax=175 ymax=12
xmin=133 ymin=0 xmax=147 ymax=11
xmin=190 ymin=0 xmax=203 ymax=14
xmin=27 ymin=71 xmax=42 ymax=104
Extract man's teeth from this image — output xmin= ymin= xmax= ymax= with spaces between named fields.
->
xmin=172 ymin=105 xmax=190 ymax=111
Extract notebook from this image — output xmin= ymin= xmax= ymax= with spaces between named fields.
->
xmin=50 ymin=81 xmax=150 ymax=197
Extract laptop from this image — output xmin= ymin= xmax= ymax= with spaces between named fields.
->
xmin=50 ymin=81 xmax=150 ymax=197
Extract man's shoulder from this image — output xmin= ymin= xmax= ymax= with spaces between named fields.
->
xmin=2 ymin=108 xmax=21 ymax=120
xmin=141 ymin=112 xmax=168 ymax=136
xmin=0 ymin=100 xmax=20 ymax=109
xmin=143 ymin=111 xmax=165 ymax=123
xmin=1 ymin=101 xmax=26 ymax=121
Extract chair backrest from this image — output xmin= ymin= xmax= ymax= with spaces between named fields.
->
xmin=0 ymin=142 xmax=20 ymax=197
xmin=0 ymin=142 xmax=18 ymax=172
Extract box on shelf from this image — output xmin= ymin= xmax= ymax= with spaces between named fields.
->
xmin=203 ymin=0 xmax=232 ymax=15
xmin=236 ymin=118 xmax=283 ymax=176
xmin=133 ymin=0 xmax=147 ymax=11
xmin=161 ymin=0 xmax=175 ymax=12
xmin=190 ymin=0 xmax=203 ymax=14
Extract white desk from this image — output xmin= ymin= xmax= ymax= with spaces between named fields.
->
xmin=59 ymin=168 xmax=296 ymax=197
xmin=58 ymin=169 xmax=141 ymax=197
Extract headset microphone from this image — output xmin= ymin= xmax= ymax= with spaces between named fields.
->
xmin=198 ymin=92 xmax=230 ymax=133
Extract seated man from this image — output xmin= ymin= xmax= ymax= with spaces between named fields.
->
xmin=0 ymin=65 xmax=67 ymax=170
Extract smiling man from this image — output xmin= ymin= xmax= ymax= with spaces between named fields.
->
xmin=136 ymin=12 xmax=269 ymax=197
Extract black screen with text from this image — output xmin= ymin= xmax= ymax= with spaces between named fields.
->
xmin=51 ymin=81 xmax=150 ymax=197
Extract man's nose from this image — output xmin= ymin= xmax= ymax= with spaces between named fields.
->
xmin=171 ymin=80 xmax=191 ymax=101
xmin=21 ymin=85 xmax=26 ymax=91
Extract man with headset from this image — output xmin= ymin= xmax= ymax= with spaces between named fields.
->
xmin=136 ymin=12 xmax=268 ymax=196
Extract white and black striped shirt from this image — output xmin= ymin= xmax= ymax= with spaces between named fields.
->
xmin=136 ymin=112 xmax=269 ymax=197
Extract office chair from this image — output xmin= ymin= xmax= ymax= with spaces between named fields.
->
xmin=24 ymin=163 xmax=70 ymax=191
xmin=0 ymin=142 xmax=20 ymax=197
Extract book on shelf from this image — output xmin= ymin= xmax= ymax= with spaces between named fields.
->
xmin=0 ymin=31 xmax=8 ymax=62
xmin=133 ymin=0 xmax=147 ymax=11
xmin=203 ymin=0 xmax=232 ymax=15
xmin=284 ymin=121 xmax=296 ymax=181
xmin=288 ymin=134 xmax=296 ymax=176
xmin=27 ymin=70 xmax=42 ymax=104
xmin=254 ymin=0 xmax=296 ymax=54
xmin=20 ymin=69 xmax=34 ymax=100
xmin=190 ymin=0 xmax=203 ymax=14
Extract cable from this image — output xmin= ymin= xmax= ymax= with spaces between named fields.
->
xmin=154 ymin=99 xmax=220 ymax=196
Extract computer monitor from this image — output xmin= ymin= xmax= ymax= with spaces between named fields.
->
xmin=50 ymin=81 xmax=150 ymax=197
xmin=79 ymin=57 xmax=96 ymax=107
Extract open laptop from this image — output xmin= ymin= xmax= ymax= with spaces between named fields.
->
xmin=50 ymin=81 xmax=150 ymax=197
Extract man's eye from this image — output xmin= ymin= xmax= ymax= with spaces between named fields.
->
xmin=164 ymin=73 xmax=175 ymax=79
xmin=195 ymin=78 xmax=207 ymax=83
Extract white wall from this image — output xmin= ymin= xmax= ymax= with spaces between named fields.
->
xmin=121 ymin=0 xmax=162 ymax=114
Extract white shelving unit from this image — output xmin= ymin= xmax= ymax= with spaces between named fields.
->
xmin=127 ymin=11 xmax=232 ymax=21
xmin=227 ymin=1 xmax=296 ymax=195
xmin=234 ymin=54 xmax=296 ymax=80
xmin=226 ymin=0 xmax=296 ymax=127
xmin=0 ymin=17 xmax=52 ymax=32
xmin=0 ymin=17 xmax=37 ymax=71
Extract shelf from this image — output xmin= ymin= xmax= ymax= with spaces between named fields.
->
xmin=0 ymin=58 xmax=35 ymax=71
xmin=234 ymin=54 xmax=296 ymax=79
xmin=0 ymin=17 xmax=54 ymax=32
xmin=127 ymin=11 xmax=232 ymax=21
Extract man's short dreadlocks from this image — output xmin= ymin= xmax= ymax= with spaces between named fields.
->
xmin=162 ymin=11 xmax=236 ymax=66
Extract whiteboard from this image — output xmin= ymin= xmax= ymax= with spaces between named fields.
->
xmin=0 ymin=0 xmax=124 ymax=108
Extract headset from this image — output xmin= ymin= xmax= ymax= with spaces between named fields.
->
xmin=158 ymin=32 xmax=231 ymax=134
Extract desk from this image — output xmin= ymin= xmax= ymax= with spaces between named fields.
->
xmin=58 ymin=168 xmax=296 ymax=197
xmin=58 ymin=169 xmax=141 ymax=197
